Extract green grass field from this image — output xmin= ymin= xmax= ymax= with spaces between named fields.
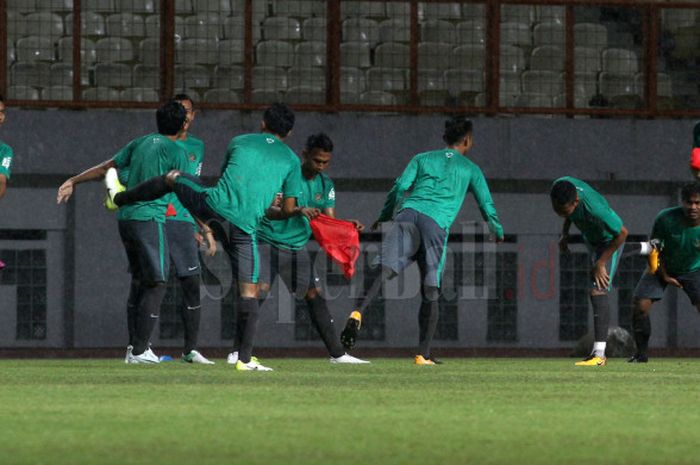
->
xmin=1 ymin=358 xmax=699 ymax=465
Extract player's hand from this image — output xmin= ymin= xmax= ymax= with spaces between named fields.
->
xmin=204 ymin=231 xmax=217 ymax=256
xmin=494 ymin=235 xmax=505 ymax=244
xmin=662 ymin=275 xmax=683 ymax=289
xmin=592 ymin=261 xmax=610 ymax=290
xmin=299 ymin=207 xmax=320 ymax=220
xmin=349 ymin=219 xmax=364 ymax=231
xmin=270 ymin=193 xmax=283 ymax=208
xmin=56 ymin=180 xmax=74 ymax=204
xmin=558 ymin=234 xmax=569 ymax=253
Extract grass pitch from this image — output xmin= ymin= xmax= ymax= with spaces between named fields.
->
xmin=1 ymin=358 xmax=699 ymax=465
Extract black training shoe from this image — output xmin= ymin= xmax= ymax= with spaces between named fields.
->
xmin=627 ymin=354 xmax=649 ymax=363
xmin=340 ymin=310 xmax=362 ymax=350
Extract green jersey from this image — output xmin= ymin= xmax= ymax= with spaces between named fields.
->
xmin=168 ymin=134 xmax=205 ymax=225
xmin=112 ymin=133 xmax=187 ymax=223
xmin=205 ymin=133 xmax=303 ymax=235
xmin=651 ymin=207 xmax=700 ymax=276
xmin=257 ymin=172 xmax=335 ymax=250
xmin=0 ymin=141 xmax=13 ymax=180
xmin=378 ymin=148 xmax=503 ymax=236
xmin=555 ymin=176 xmax=623 ymax=247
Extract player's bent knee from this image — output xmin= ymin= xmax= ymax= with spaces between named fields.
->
xmin=421 ymin=285 xmax=440 ymax=303
xmin=305 ymin=287 xmax=320 ymax=300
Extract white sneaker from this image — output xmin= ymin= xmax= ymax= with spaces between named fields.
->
xmin=124 ymin=345 xmax=133 ymax=364
xmin=182 ymin=350 xmax=215 ymax=365
xmin=235 ymin=359 xmax=273 ymax=371
xmin=104 ymin=167 xmax=125 ymax=211
xmin=330 ymin=353 xmax=370 ymax=364
xmin=145 ymin=347 xmax=159 ymax=361
xmin=226 ymin=351 xmax=239 ymax=365
xmin=128 ymin=350 xmax=160 ymax=364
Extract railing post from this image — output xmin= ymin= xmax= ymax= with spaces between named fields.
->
xmin=160 ymin=0 xmax=175 ymax=101
xmin=485 ymin=0 xmax=501 ymax=115
xmin=645 ymin=4 xmax=659 ymax=117
xmin=327 ymin=0 xmax=341 ymax=109
xmin=409 ymin=0 xmax=418 ymax=106
xmin=565 ymin=4 xmax=575 ymax=115
xmin=72 ymin=0 xmax=82 ymax=102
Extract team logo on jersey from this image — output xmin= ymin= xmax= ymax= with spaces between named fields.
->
xmin=266 ymin=137 xmax=275 ymax=144
xmin=445 ymin=151 xmax=453 ymax=158
xmin=189 ymin=153 xmax=196 ymax=161
xmin=315 ymin=193 xmax=322 ymax=201
xmin=1 ymin=157 xmax=10 ymax=169
xmin=328 ymin=188 xmax=335 ymax=201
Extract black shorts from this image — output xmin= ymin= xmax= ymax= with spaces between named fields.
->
xmin=118 ymin=220 xmax=169 ymax=284
xmin=165 ymin=219 xmax=200 ymax=277
xmin=258 ymin=242 xmax=320 ymax=298
xmin=380 ymin=208 xmax=448 ymax=288
xmin=634 ymin=270 xmax=700 ymax=305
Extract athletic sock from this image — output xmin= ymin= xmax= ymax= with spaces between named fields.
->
xmin=307 ymin=294 xmax=345 ymax=358
xmin=592 ymin=341 xmax=607 ymax=358
xmin=236 ymin=297 xmax=260 ymax=364
xmin=179 ymin=275 xmax=201 ymax=354
xmin=133 ymin=282 xmax=167 ymax=355
xmin=126 ymin=279 xmax=142 ymax=347
xmin=590 ymin=294 xmax=610 ymax=357
xmin=417 ymin=286 xmax=440 ymax=358
xmin=358 ymin=266 xmax=396 ymax=314
xmin=115 ymin=175 xmax=171 ymax=207
xmin=632 ymin=311 xmax=651 ymax=356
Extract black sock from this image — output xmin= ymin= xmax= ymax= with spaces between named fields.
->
xmin=133 ymin=283 xmax=167 ymax=355
xmin=418 ymin=286 xmax=440 ymax=358
xmin=236 ymin=297 xmax=259 ymax=364
xmin=126 ymin=279 xmax=142 ymax=347
xmin=307 ymin=294 xmax=345 ymax=358
xmin=115 ymin=175 xmax=171 ymax=207
xmin=179 ymin=275 xmax=201 ymax=354
xmin=590 ymin=294 xmax=610 ymax=343
xmin=358 ymin=266 xmax=396 ymax=314
xmin=632 ymin=311 xmax=651 ymax=356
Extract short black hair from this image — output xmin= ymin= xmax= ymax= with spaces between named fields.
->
xmin=156 ymin=100 xmax=186 ymax=136
xmin=550 ymin=180 xmax=578 ymax=206
xmin=263 ymin=103 xmax=295 ymax=137
xmin=681 ymin=182 xmax=700 ymax=201
xmin=443 ymin=116 xmax=473 ymax=145
xmin=305 ymin=133 xmax=334 ymax=153
xmin=173 ymin=93 xmax=194 ymax=107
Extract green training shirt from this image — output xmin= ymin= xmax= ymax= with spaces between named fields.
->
xmin=205 ymin=133 xmax=303 ymax=235
xmin=168 ymin=134 xmax=205 ymax=225
xmin=112 ymin=133 xmax=188 ymax=223
xmin=651 ymin=206 xmax=700 ymax=276
xmin=377 ymin=148 xmax=503 ymax=237
xmin=0 ymin=141 xmax=14 ymax=180
xmin=257 ymin=172 xmax=335 ymax=250
xmin=555 ymin=176 xmax=623 ymax=247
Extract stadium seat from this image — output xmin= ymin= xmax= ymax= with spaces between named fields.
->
xmin=634 ymin=72 xmax=673 ymax=97
xmin=41 ymin=85 xmax=73 ymax=100
xmin=262 ymin=17 xmax=302 ymax=41
xmin=58 ymin=38 xmax=97 ymax=64
xmin=7 ymin=11 xmax=25 ymax=39
xmin=133 ymin=64 xmax=159 ymax=88
xmin=421 ymin=20 xmax=456 ymax=44
xmin=49 ymin=63 xmax=90 ymax=86
xmin=66 ymin=12 xmax=107 ymax=37
xmin=379 ymin=19 xmax=410 ymax=43
xmin=574 ymin=23 xmax=608 ymax=53
xmin=340 ymin=66 xmax=366 ymax=94
xmin=374 ymin=42 xmax=409 ymax=68
xmin=272 ymin=0 xmax=326 ymax=18
xmin=342 ymin=18 xmax=380 ymax=47
xmin=302 ymin=18 xmax=327 ymax=42
xmin=515 ymin=92 xmax=556 ymax=108
xmin=251 ymin=89 xmax=283 ymax=104
xmin=174 ymin=64 xmax=211 ymax=88
xmin=286 ymin=85 xmax=325 ymax=104
xmin=341 ymin=92 xmax=362 ymax=104
xmin=501 ymin=4 xmax=535 ymax=24
xmin=294 ymin=41 xmax=326 ymax=67
xmin=340 ymin=42 xmax=371 ymax=68
xmin=359 ymin=90 xmax=397 ymax=105
xmin=11 ymin=62 xmax=51 ymax=88
xmin=138 ymin=38 xmax=160 ymax=64
xmin=7 ymin=0 xmax=37 ymax=13
xmin=82 ymin=86 xmax=121 ymax=100
xmin=533 ymin=22 xmax=564 ymax=47
xmin=218 ymin=40 xmax=244 ymax=66
xmin=203 ymin=88 xmax=241 ymax=103
xmin=120 ymin=87 xmax=159 ymax=101
xmin=575 ymin=73 xmax=598 ymax=102
xmin=599 ymin=72 xmax=638 ymax=99
xmin=94 ymin=63 xmax=132 ymax=87
xmin=537 ymin=5 xmax=565 ymax=25
xmin=456 ymin=21 xmax=485 ymax=45
xmin=16 ymin=37 xmax=55 ymax=62
xmin=671 ymin=27 xmax=700 ymax=61
xmin=418 ymin=69 xmax=446 ymax=92
xmin=256 ymin=40 xmax=294 ymax=67
xmin=386 ymin=2 xmax=409 ymax=19
xmin=574 ymin=46 xmax=601 ymax=74
xmin=574 ymin=6 xmax=602 ymax=24
xmin=461 ymin=3 xmax=485 ymax=21
xmin=451 ymin=44 xmax=485 ymax=70
xmin=367 ymin=67 xmax=407 ymax=91
xmin=418 ymin=42 xmax=452 ymax=70
xmin=500 ymin=45 xmax=526 ymax=73
xmin=223 ymin=16 xmax=261 ymax=42
xmin=500 ymin=71 xmax=522 ymax=106
xmin=213 ymin=65 xmax=244 ymax=89
xmin=529 ymin=45 xmax=564 ymax=71
xmin=193 ymin=0 xmax=231 ymax=15
xmin=288 ymin=66 xmax=326 ymax=90
xmin=176 ymin=38 xmax=218 ymax=65
xmin=185 ymin=14 xmax=223 ymax=40
xmin=8 ymin=85 xmax=40 ymax=100
xmin=253 ymin=66 xmax=288 ymax=90
xmin=106 ymin=13 xmax=146 ymax=38
xmin=175 ymin=0 xmax=193 ymax=14
xmin=230 ymin=0 xmax=268 ymax=23
xmin=602 ymin=48 xmax=639 ymax=74
xmin=84 ymin=0 xmax=115 ymax=13
xmin=661 ymin=8 xmax=698 ymax=33
xmin=521 ymin=70 xmax=563 ymax=95
xmin=96 ymin=37 xmax=134 ymax=63
xmin=116 ymin=0 xmax=156 ymax=13
xmin=418 ymin=2 xmax=462 ymax=21
xmin=341 ymin=1 xmax=386 ymax=18
xmin=419 ymin=90 xmax=450 ymax=106
xmin=500 ymin=22 xmax=531 ymax=48
xmin=445 ymin=69 xmax=484 ymax=96
xmin=23 ymin=12 xmax=64 ymax=38
xmin=668 ymin=71 xmax=699 ymax=97
xmin=145 ymin=15 xmax=185 ymax=38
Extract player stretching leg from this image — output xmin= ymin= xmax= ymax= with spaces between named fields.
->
xmin=340 ymin=116 xmax=504 ymax=365
xmin=0 ymin=96 xmax=14 ymax=271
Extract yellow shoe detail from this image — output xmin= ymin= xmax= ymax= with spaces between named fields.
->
xmin=647 ymin=249 xmax=659 ymax=274
xmin=575 ymin=356 xmax=607 ymax=366
xmin=349 ymin=310 xmax=362 ymax=329
xmin=415 ymin=355 xmax=436 ymax=366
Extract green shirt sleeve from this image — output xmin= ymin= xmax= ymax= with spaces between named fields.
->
xmin=324 ymin=177 xmax=336 ymax=209
xmin=112 ymin=137 xmax=140 ymax=170
xmin=378 ymin=155 xmax=420 ymax=222
xmin=588 ymin=198 xmax=623 ymax=237
xmin=282 ymin=160 xmax=303 ymax=199
xmin=0 ymin=144 xmax=14 ymax=180
xmin=468 ymin=165 xmax=504 ymax=239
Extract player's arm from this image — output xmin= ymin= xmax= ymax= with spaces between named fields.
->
xmin=193 ymin=217 xmax=217 ymax=256
xmin=592 ymin=225 xmax=628 ymax=290
xmin=57 ymin=159 xmax=116 ymax=204
xmin=0 ymin=174 xmax=7 ymax=200
xmin=469 ymin=167 xmax=504 ymax=242
xmin=374 ymin=157 xmax=419 ymax=230
xmin=266 ymin=197 xmax=319 ymax=220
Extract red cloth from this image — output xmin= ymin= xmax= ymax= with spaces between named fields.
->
xmin=310 ymin=214 xmax=360 ymax=280
xmin=165 ymin=203 xmax=177 ymax=217
xmin=691 ymin=148 xmax=700 ymax=170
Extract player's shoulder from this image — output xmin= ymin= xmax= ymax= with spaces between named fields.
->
xmin=319 ymin=171 xmax=334 ymax=187
xmin=186 ymin=133 xmax=205 ymax=147
xmin=0 ymin=140 xmax=13 ymax=156
xmin=656 ymin=206 xmax=683 ymax=222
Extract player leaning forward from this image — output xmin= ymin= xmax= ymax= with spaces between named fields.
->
xmin=340 ymin=116 xmax=504 ymax=365
xmin=550 ymin=177 xmax=628 ymax=366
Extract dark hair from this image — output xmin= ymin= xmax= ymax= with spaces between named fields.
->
xmin=173 ymin=93 xmax=194 ymax=108
xmin=0 ymin=94 xmax=4 ymax=102
xmin=263 ymin=103 xmax=295 ymax=137
xmin=305 ymin=132 xmax=334 ymax=153
xmin=156 ymin=100 xmax=187 ymax=136
xmin=550 ymin=180 xmax=578 ymax=206
xmin=443 ymin=116 xmax=473 ymax=145
xmin=681 ymin=182 xmax=700 ymax=201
